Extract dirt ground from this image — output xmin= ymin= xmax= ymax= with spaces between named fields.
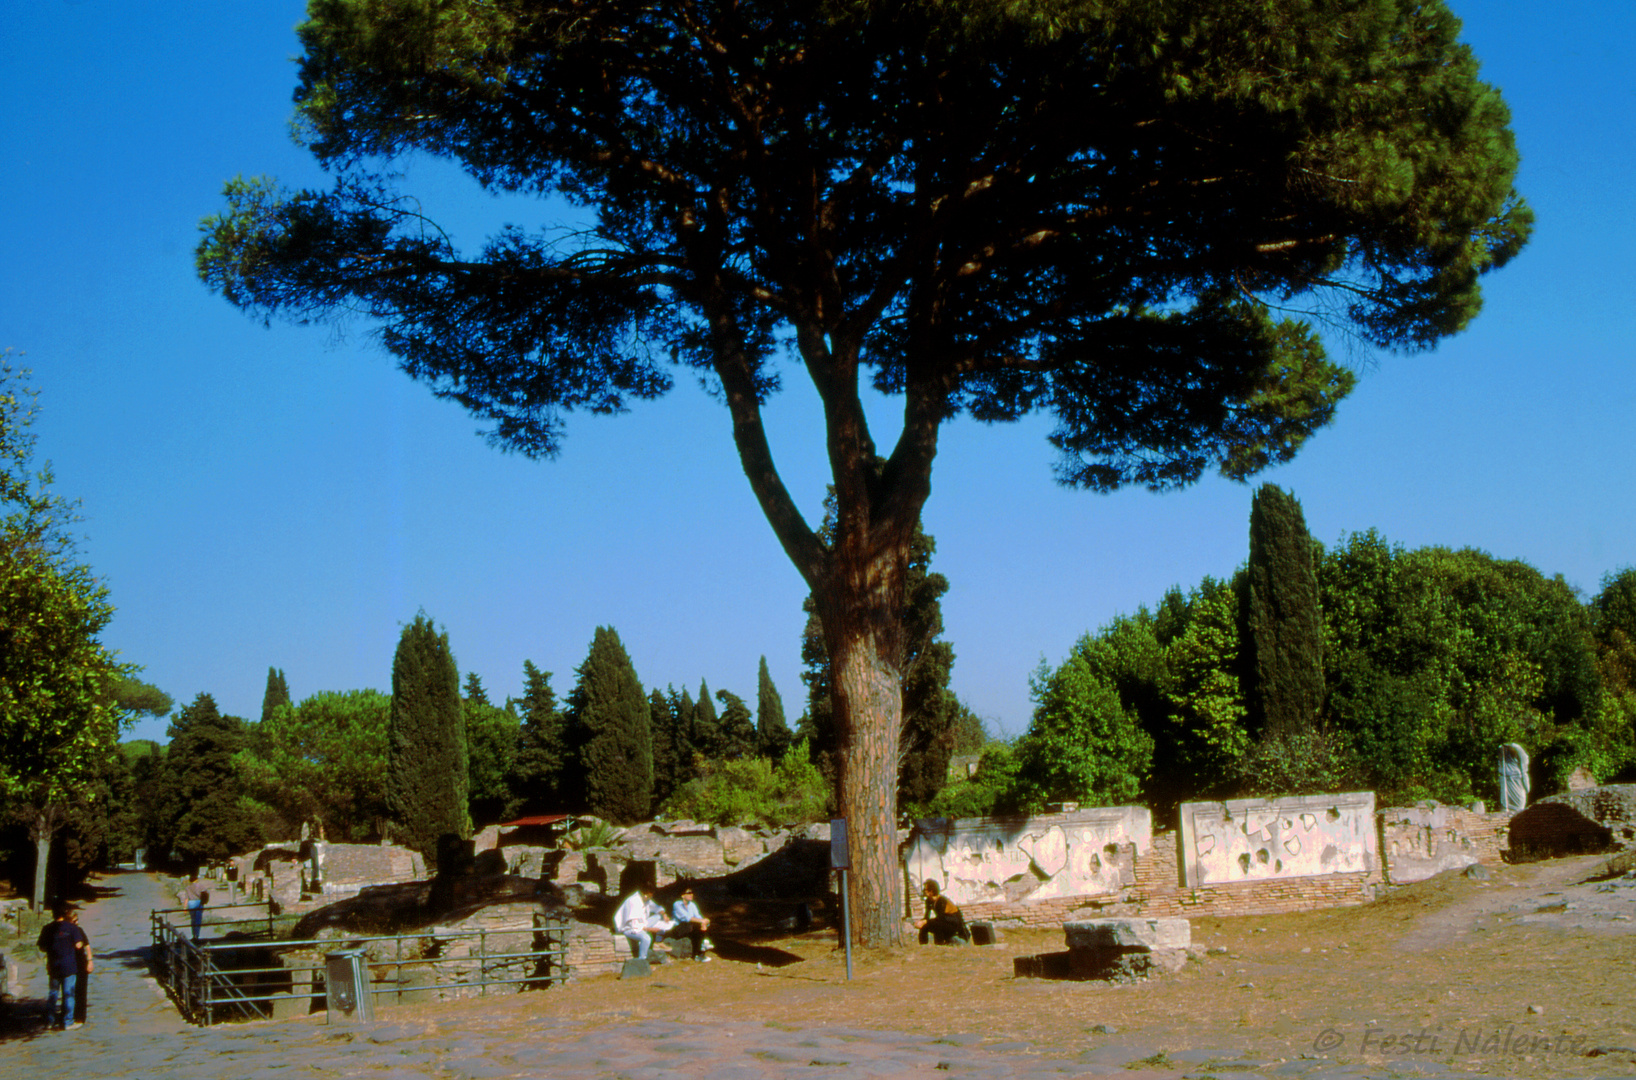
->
xmin=397 ymin=854 xmax=1636 ymax=1077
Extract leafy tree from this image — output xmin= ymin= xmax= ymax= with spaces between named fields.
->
xmin=756 ymin=657 xmax=793 ymax=760
xmin=566 ymin=627 xmax=653 ymax=823
xmin=1161 ymin=578 xmax=1251 ymax=803
xmin=0 ymin=354 xmax=131 ymax=905
xmin=1244 ymin=485 xmax=1325 ymax=739
xmin=506 ymin=661 xmax=569 ymax=815
xmin=714 ymin=689 xmax=758 ymax=760
xmin=387 ymin=613 xmax=470 ymax=858
xmin=662 ymin=739 xmax=830 ymax=828
xmin=464 ymin=678 xmax=518 ymax=827
xmin=1318 ymin=533 xmax=1599 ymax=801
xmin=1012 ymin=639 xmax=1155 ymax=811
xmin=239 ymin=689 xmax=391 ymax=841
xmin=261 ymin=667 xmax=292 ymax=724
xmin=927 ymin=743 xmax=1023 ymax=820
xmin=199 ymin=0 xmax=1530 ymax=943
xmin=150 ymin=694 xmax=261 ymax=867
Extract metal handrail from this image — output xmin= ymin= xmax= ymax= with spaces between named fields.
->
xmin=149 ymin=907 xmax=571 ymax=1024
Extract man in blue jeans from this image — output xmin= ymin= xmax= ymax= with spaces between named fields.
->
xmin=35 ymin=903 xmax=88 ymax=1030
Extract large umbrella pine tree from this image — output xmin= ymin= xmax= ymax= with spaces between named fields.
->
xmin=199 ymin=0 xmax=1529 ymax=944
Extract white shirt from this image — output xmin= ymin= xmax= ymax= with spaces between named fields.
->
xmin=614 ymin=892 xmax=650 ymax=935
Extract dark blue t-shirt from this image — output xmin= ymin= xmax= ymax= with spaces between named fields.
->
xmin=36 ymin=919 xmax=88 ymax=978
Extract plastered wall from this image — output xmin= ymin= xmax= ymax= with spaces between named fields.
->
xmin=1177 ymin=791 xmax=1376 ymax=888
xmin=903 ymin=806 xmax=1151 ymax=910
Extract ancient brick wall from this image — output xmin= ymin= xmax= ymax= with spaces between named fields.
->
xmin=961 ymin=827 xmax=1377 ymax=927
xmin=1377 ymin=803 xmax=1514 ymax=882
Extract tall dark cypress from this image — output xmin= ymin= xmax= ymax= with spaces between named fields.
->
xmin=261 ymin=667 xmax=291 ymax=724
xmin=649 ymin=687 xmax=679 ymax=806
xmin=756 ymin=656 xmax=792 ymax=758
xmin=507 ymin=661 xmax=567 ymax=815
xmin=1244 ymin=485 xmax=1326 ymax=740
xmin=566 ymin=627 xmax=653 ymax=823
xmin=692 ymin=679 xmax=720 ymax=759
xmin=387 ymin=613 xmax=470 ymax=858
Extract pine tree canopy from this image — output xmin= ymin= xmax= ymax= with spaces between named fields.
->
xmin=201 ymin=0 xmax=1524 ymax=497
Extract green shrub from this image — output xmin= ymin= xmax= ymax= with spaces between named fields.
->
xmin=661 ymin=739 xmax=831 ymax=827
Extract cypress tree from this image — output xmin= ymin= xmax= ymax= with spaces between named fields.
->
xmin=756 ymin=656 xmax=793 ymax=759
xmin=387 ymin=613 xmax=470 ymax=858
xmin=1244 ymin=485 xmax=1326 ymax=741
xmin=649 ymin=687 xmax=680 ymax=807
xmin=261 ymin=667 xmax=291 ymax=724
xmin=692 ymin=679 xmax=720 ymax=759
xmin=566 ymin=627 xmax=653 ymax=823
xmin=714 ymin=689 xmax=757 ymax=759
xmin=506 ymin=661 xmax=567 ymax=815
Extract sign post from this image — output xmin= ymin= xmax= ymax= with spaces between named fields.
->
xmin=830 ymin=818 xmax=853 ymax=981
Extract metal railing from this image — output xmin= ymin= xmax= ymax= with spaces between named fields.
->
xmin=150 ymin=903 xmax=571 ymax=1025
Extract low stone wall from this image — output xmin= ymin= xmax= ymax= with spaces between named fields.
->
xmin=903 ymin=807 xmax=1151 ymax=911
xmin=1377 ymin=803 xmax=1514 ymax=883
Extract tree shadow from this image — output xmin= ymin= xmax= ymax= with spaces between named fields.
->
xmin=711 ymin=938 xmax=805 ymax=968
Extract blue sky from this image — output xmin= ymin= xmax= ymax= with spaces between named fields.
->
xmin=3 ymin=2 xmax=1632 ymax=746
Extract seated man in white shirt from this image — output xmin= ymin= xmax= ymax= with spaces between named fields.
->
xmin=613 ymin=887 xmax=671 ymax=961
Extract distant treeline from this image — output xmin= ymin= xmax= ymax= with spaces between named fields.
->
xmin=934 ymin=486 xmax=1636 ymax=824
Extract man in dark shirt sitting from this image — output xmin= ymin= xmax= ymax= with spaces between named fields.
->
xmin=916 ymin=879 xmax=969 ymax=945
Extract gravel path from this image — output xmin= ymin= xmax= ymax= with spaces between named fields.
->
xmin=2 ymin=872 xmax=1627 ymax=1080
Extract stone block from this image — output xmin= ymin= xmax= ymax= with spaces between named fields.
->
xmin=1064 ymin=918 xmax=1190 ymax=951
xmin=620 ymin=957 xmax=652 ymax=979
xmin=969 ymin=921 xmax=1000 ymax=946
xmin=1013 ymin=951 xmax=1071 ymax=979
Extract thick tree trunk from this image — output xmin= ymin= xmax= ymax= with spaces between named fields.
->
xmin=821 ymin=546 xmax=911 ymax=948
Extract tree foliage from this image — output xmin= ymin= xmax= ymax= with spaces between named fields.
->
xmin=566 ymin=627 xmax=653 ymax=823
xmin=198 ymin=0 xmax=1529 ymax=944
xmin=387 ymin=613 xmax=470 ymax=857
xmin=261 ymin=667 xmax=292 ymax=724
xmin=756 ymin=657 xmax=793 ymax=760
xmin=463 ymin=676 xmax=519 ymax=827
xmin=150 ymin=694 xmax=261 ymax=867
xmin=239 ymin=689 xmax=390 ymax=841
xmin=0 ymin=356 xmax=128 ymax=799
xmin=662 ymin=739 xmax=830 ymax=828
xmin=1244 ymin=484 xmax=1325 ymax=739
xmin=505 ymin=660 xmax=569 ymax=815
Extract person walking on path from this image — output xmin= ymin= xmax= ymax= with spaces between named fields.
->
xmin=35 ymin=902 xmax=89 ymax=1029
xmin=178 ymin=875 xmax=210 ymax=942
xmin=69 ymin=909 xmax=94 ymax=1026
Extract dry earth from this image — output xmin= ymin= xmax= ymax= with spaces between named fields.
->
xmin=386 ymin=854 xmax=1636 ymax=1078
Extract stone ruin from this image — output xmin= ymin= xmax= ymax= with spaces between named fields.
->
xmin=1508 ymin=784 xmax=1636 ymax=862
xmin=1015 ymin=917 xmax=1195 ymax=982
xmin=227 ymin=841 xmax=425 ymax=914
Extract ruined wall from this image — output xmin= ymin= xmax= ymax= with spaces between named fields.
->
xmin=903 ymin=807 xmax=1152 ymax=910
xmin=1178 ymin=792 xmax=1376 ymax=888
xmin=1377 ymin=803 xmax=1514 ymax=883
